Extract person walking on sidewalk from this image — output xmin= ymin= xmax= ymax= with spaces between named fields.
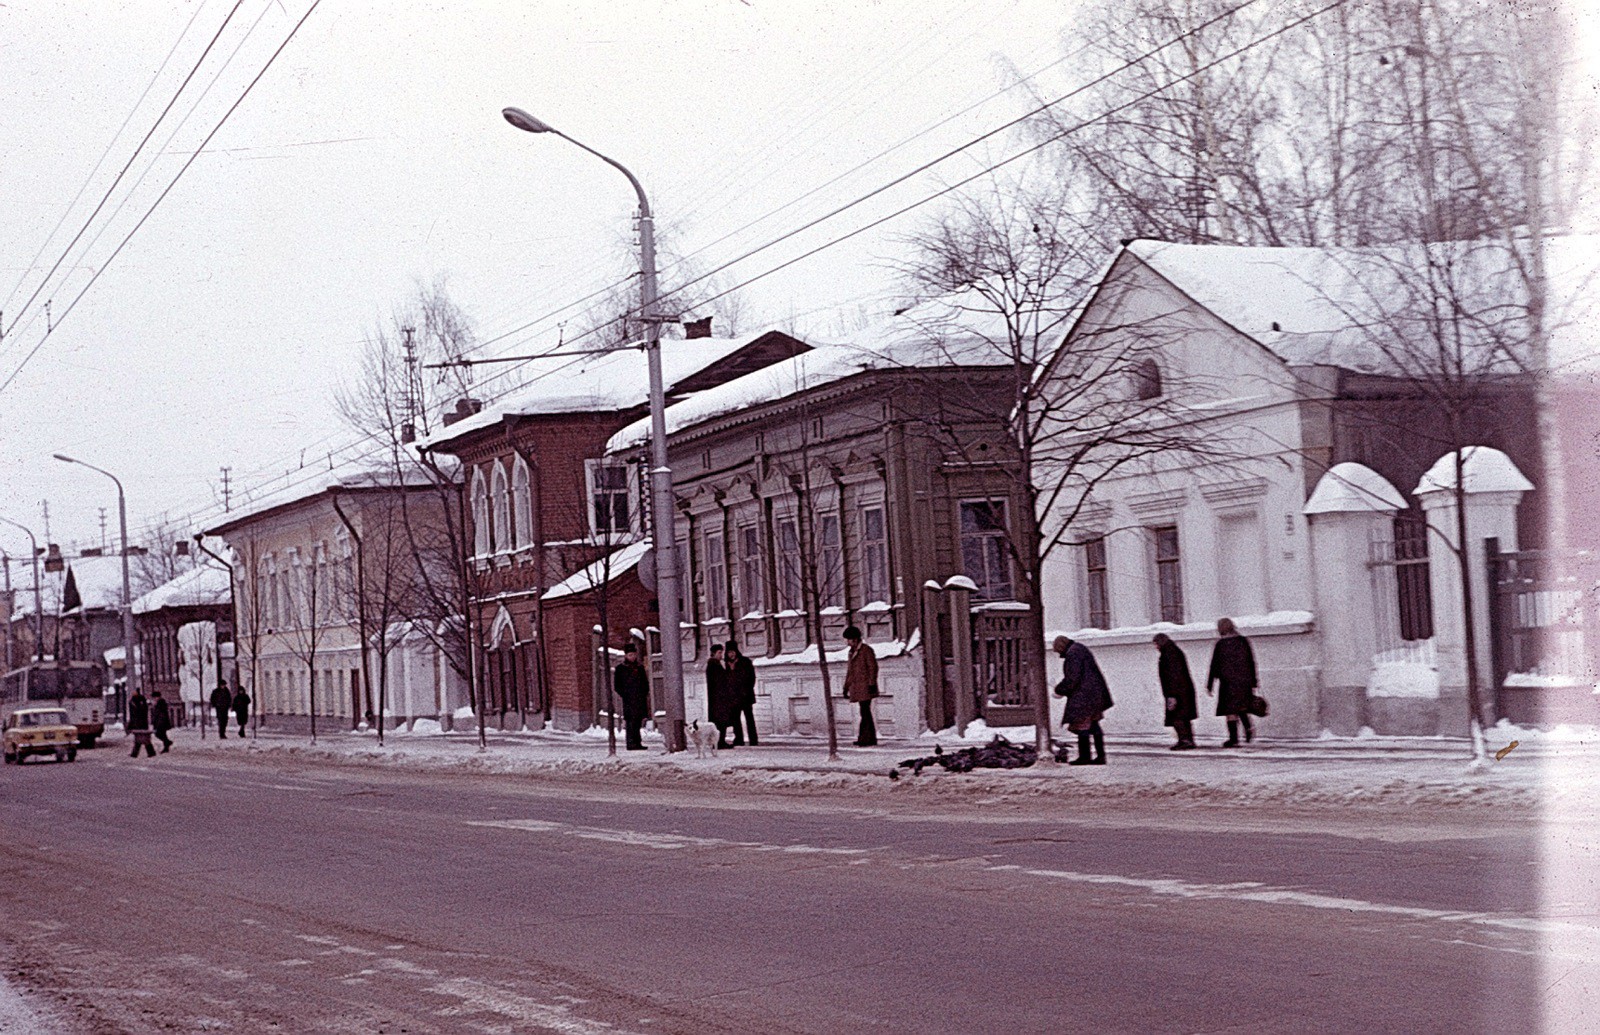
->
xmin=613 ymin=643 xmax=650 ymax=751
xmin=1207 ymin=617 xmax=1258 ymax=747
xmin=151 ymin=691 xmax=174 ymax=753
xmin=1054 ymin=634 xmax=1113 ymax=765
xmin=232 ymin=684 xmax=251 ymax=738
xmin=127 ymin=689 xmax=155 ymax=758
xmin=726 ymin=640 xmax=759 ymax=746
xmin=706 ymin=643 xmax=737 ymax=748
xmin=1153 ymin=633 xmax=1197 ymax=750
xmin=842 ymin=626 xmax=879 ymax=747
xmin=209 ymin=681 xmax=233 ymax=740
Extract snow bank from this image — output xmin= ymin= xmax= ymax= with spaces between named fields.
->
xmin=1367 ymin=661 xmax=1441 ymax=699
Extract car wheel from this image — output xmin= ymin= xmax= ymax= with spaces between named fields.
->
xmin=55 ymin=749 xmax=67 ymax=763
xmin=2 ymin=751 xmax=12 ymax=765
xmin=67 ymin=748 xmax=77 ymax=762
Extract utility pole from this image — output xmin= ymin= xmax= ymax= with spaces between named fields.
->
xmin=220 ymin=467 xmax=233 ymax=512
xmin=3 ymin=552 xmax=13 ymax=671
xmin=401 ymin=326 xmax=419 ymax=443
xmin=98 ymin=509 xmax=108 ymax=552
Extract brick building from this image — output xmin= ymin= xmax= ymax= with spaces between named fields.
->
xmin=420 ymin=326 xmax=809 ymax=731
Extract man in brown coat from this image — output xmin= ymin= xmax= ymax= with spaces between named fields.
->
xmin=842 ymin=625 xmax=879 ymax=747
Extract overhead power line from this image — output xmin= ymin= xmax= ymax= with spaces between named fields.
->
xmin=0 ymin=0 xmax=325 ymax=394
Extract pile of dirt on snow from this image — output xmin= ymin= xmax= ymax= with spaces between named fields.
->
xmin=894 ymin=736 xmax=1068 ymax=776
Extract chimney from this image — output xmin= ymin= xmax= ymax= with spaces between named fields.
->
xmin=400 ymin=422 xmax=416 ymax=444
xmin=683 ymin=316 xmax=713 ymax=340
xmin=441 ymin=397 xmax=483 ymax=427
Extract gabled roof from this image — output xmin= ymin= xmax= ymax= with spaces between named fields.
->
xmin=132 ymin=564 xmax=231 ymax=615
xmin=11 ymin=553 xmax=125 ymax=618
xmin=420 ymin=329 xmax=811 ymax=452
xmin=606 ymin=297 xmax=1015 ymax=453
xmin=205 ymin=459 xmax=446 ymax=537
xmin=1123 ymin=235 xmax=1599 ymax=376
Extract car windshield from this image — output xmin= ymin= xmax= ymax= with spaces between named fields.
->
xmin=20 ymin=711 xmax=70 ymax=727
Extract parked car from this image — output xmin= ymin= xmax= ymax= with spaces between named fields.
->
xmin=3 ymin=707 xmax=79 ymax=764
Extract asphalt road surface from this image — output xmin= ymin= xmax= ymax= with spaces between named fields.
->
xmin=0 ymin=744 xmax=1584 ymax=1033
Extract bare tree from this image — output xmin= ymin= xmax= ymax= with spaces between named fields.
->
xmin=891 ymin=177 xmax=1229 ymax=756
xmin=277 ymin=528 xmax=331 ymax=744
xmin=131 ymin=517 xmax=197 ymax=597
xmin=335 ymin=282 xmax=478 ymax=723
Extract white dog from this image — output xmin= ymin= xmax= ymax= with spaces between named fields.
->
xmin=688 ymin=720 xmax=720 ymax=758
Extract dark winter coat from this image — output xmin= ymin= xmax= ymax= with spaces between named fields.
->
xmin=127 ymin=693 xmax=150 ymax=732
xmin=1207 ymin=634 xmax=1258 ymax=717
xmin=613 ymin=660 xmax=650 ymax=719
xmin=232 ymin=689 xmax=251 ymax=721
xmin=209 ymin=685 xmax=232 ymax=714
xmin=1157 ymin=641 xmax=1198 ymax=725
xmin=151 ymin=697 xmax=173 ymax=734
xmin=706 ymin=658 xmax=736 ymax=726
xmin=843 ymin=642 xmax=879 ymax=703
xmin=727 ymin=654 xmax=757 ymax=707
xmin=1056 ymin=640 xmax=1113 ymax=728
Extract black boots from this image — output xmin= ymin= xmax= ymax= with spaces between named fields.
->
xmin=1069 ymin=726 xmax=1107 ymax=765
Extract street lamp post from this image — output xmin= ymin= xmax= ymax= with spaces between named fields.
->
xmin=0 ymin=517 xmax=45 ymax=663
xmin=53 ymin=454 xmax=139 ymax=720
xmin=502 ymin=107 xmax=687 ymax=752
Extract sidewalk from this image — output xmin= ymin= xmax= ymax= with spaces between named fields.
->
xmin=110 ymin=717 xmax=1599 ymax=814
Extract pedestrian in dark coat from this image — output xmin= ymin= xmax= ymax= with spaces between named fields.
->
xmin=842 ymin=626 xmax=879 ymax=747
xmin=1053 ymin=635 xmax=1112 ymax=765
xmin=1153 ymin=633 xmax=1197 ymax=750
xmin=151 ymin=692 xmax=174 ymax=753
xmin=127 ymin=689 xmax=155 ymax=758
xmin=232 ymin=685 xmax=251 ymax=738
xmin=1207 ymin=617 xmax=1258 ymax=747
xmin=726 ymin=641 xmax=759 ymax=747
xmin=209 ymin=682 xmax=233 ymax=739
xmin=613 ymin=644 xmax=651 ymax=751
xmin=705 ymin=644 xmax=737 ymax=748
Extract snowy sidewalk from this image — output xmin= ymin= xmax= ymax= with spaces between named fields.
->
xmin=112 ymin=717 xmax=1599 ymax=815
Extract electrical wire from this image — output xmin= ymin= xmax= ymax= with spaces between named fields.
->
xmin=0 ymin=0 xmax=325 ymax=394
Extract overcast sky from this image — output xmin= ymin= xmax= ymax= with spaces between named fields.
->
xmin=2 ymin=1 xmax=1596 ymax=566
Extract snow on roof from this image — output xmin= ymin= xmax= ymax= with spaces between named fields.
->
xmin=206 ymin=456 xmax=444 ymax=535
xmin=606 ymin=297 xmax=1012 ymax=453
xmin=1303 ymin=463 xmax=1407 ymax=516
xmin=542 ymin=540 xmax=652 ymax=601
xmin=132 ymin=564 xmax=231 ymax=615
xmin=420 ymin=332 xmax=801 ymax=450
xmin=1414 ymin=446 xmax=1535 ymax=496
xmin=1128 ymin=235 xmax=1599 ymax=376
xmin=10 ymin=553 xmax=129 ymax=618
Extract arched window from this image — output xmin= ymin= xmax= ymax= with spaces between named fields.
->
xmin=471 ymin=467 xmax=491 ymax=557
xmin=512 ymin=456 xmax=532 ymax=550
xmin=491 ymin=461 xmax=511 ymax=554
xmin=1133 ymin=358 xmax=1162 ymax=400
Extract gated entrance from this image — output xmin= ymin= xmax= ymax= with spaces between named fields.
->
xmin=1487 ymin=538 xmax=1600 ymax=724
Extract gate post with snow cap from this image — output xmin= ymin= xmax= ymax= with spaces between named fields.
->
xmin=1304 ymin=463 xmax=1407 ymax=735
xmin=1414 ymin=448 xmax=1533 ymax=734
xmin=943 ymin=576 xmax=978 ymax=734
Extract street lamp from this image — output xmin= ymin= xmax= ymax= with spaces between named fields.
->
xmin=502 ymin=106 xmax=688 ymax=752
xmin=0 ymin=516 xmax=45 ymax=664
xmin=52 ymin=453 xmax=139 ymax=718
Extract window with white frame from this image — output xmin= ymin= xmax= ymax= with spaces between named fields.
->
xmin=860 ymin=506 xmax=888 ymax=604
xmin=512 ymin=456 xmax=532 ymax=549
xmin=1083 ymin=537 xmax=1110 ymax=629
xmin=737 ymin=523 xmax=763 ymax=615
xmin=776 ymin=517 xmax=802 ymax=610
xmin=471 ymin=467 xmax=491 ymax=557
xmin=586 ymin=460 xmax=636 ymax=539
xmin=959 ymin=500 xmax=1013 ymax=601
xmin=260 ymin=558 xmax=275 ymax=629
xmin=818 ymin=512 xmax=843 ymax=608
xmin=704 ymin=530 xmax=727 ymax=619
xmin=491 ymin=461 xmax=511 ymax=552
xmin=1151 ymin=525 xmax=1184 ymax=623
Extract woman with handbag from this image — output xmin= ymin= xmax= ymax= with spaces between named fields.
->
xmin=1206 ymin=617 xmax=1258 ymax=747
